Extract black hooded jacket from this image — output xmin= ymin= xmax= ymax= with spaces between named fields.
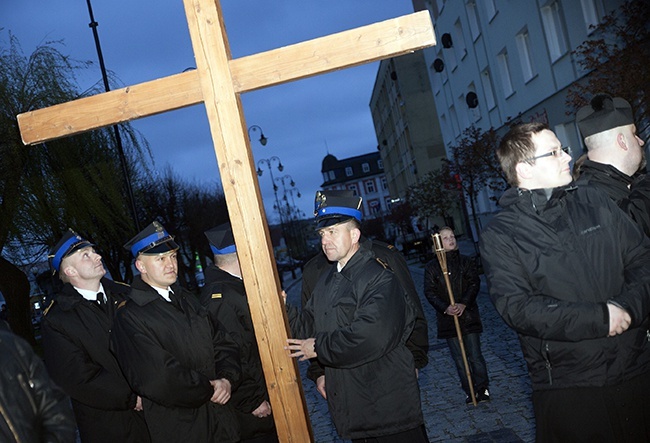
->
xmin=480 ymin=185 xmax=650 ymax=390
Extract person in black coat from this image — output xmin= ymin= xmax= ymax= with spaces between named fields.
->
xmin=300 ymin=191 xmax=429 ymax=399
xmin=0 ymin=329 xmax=76 ymax=443
xmin=111 ymin=221 xmax=241 ymax=443
xmin=41 ymin=229 xmax=150 ymax=443
xmin=287 ymin=192 xmax=428 ymax=442
xmin=424 ymin=226 xmax=489 ymax=403
xmin=573 ymin=93 xmax=650 ymax=236
xmin=200 ymin=222 xmax=278 ymax=443
xmin=481 ymin=122 xmax=650 ymax=442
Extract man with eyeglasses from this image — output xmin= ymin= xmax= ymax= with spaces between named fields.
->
xmin=480 ymin=122 xmax=650 ymax=442
xmin=573 ymin=93 xmax=650 ymax=236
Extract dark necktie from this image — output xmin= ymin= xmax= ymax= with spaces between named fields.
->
xmin=169 ymin=291 xmax=181 ymax=310
xmin=96 ymin=292 xmax=106 ymax=312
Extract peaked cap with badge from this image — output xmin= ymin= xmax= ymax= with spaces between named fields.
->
xmin=49 ymin=229 xmax=95 ymax=273
xmin=576 ymin=93 xmax=635 ymax=139
xmin=124 ymin=221 xmax=179 ymax=257
xmin=314 ymin=189 xmax=363 ymax=229
xmin=205 ymin=222 xmax=236 ymax=255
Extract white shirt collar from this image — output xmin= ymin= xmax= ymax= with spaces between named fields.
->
xmin=152 ymin=286 xmax=173 ymax=302
xmin=75 ymin=283 xmax=106 ymax=302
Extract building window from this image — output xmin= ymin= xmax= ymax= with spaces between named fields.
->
xmin=436 ymin=0 xmax=445 ymax=14
xmin=377 ymin=159 xmax=383 ymax=169
xmin=328 ymin=170 xmax=336 ymax=180
xmin=497 ymin=50 xmax=514 ymax=98
xmin=516 ymin=29 xmax=535 ymax=82
xmin=368 ymin=199 xmax=381 ymax=214
xmin=362 ymin=163 xmax=370 ymax=173
xmin=345 ymin=166 xmax=353 ymax=177
xmin=580 ymin=0 xmax=602 ymax=33
xmin=449 ymin=105 xmax=460 ymax=136
xmin=484 ymin=0 xmax=497 ymax=22
xmin=381 ymin=176 xmax=388 ymax=190
xmin=466 ymin=2 xmax=481 ymax=42
xmin=541 ymin=2 xmax=568 ymax=62
xmin=481 ymin=68 xmax=496 ymax=110
xmin=322 ymin=172 xmax=328 ymax=182
xmin=347 ymin=184 xmax=358 ymax=196
xmin=364 ymin=180 xmax=376 ymax=194
xmin=454 ymin=19 xmax=467 ymax=61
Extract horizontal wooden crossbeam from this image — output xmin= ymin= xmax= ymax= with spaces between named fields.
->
xmin=18 ymin=11 xmax=434 ymax=145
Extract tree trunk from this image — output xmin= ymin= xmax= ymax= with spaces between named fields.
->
xmin=0 ymin=256 xmax=34 ymax=345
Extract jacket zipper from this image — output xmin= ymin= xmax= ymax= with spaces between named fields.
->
xmin=543 ymin=343 xmax=553 ymax=386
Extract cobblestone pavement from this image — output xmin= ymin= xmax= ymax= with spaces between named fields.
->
xmin=283 ymin=257 xmax=536 ymax=443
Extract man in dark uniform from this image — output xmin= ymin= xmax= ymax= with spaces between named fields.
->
xmin=574 ymin=93 xmax=650 ymax=236
xmin=41 ymin=229 xmax=150 ymax=443
xmin=300 ymin=190 xmax=428 ymax=398
xmin=424 ymin=226 xmax=489 ymax=404
xmin=111 ymin=221 xmax=241 ymax=443
xmin=201 ymin=222 xmax=279 ymax=443
xmin=286 ymin=193 xmax=428 ymax=443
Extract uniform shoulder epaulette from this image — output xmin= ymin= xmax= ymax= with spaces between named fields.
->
xmin=375 ymin=257 xmax=390 ymax=269
xmin=116 ymin=300 xmax=127 ymax=309
xmin=43 ymin=299 xmax=55 ymax=316
xmin=114 ymin=281 xmax=130 ymax=288
xmin=211 ymin=293 xmax=223 ymax=299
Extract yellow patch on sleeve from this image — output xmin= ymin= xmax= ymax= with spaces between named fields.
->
xmin=211 ymin=293 xmax=222 ymax=299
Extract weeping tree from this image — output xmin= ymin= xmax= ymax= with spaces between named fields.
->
xmin=0 ymin=33 xmax=152 ymax=341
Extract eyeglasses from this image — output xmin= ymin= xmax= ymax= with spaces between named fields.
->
xmin=526 ymin=146 xmax=571 ymax=162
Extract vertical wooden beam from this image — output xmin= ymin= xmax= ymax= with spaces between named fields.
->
xmin=182 ymin=0 xmax=312 ymax=441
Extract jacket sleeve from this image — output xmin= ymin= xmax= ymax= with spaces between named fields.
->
xmin=41 ymin=315 xmax=137 ymax=411
xmin=606 ymin=200 xmax=650 ymax=326
xmin=382 ymin=247 xmax=429 ymax=369
xmin=110 ymin=308 xmax=214 ymax=409
xmin=479 ymin=228 xmax=609 ymax=342
xmin=16 ymin=333 xmax=77 ymax=442
xmin=315 ymin=270 xmax=407 ymax=368
xmin=423 ymin=262 xmax=449 ymax=314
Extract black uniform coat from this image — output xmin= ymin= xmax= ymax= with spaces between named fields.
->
xmin=41 ymin=278 xmax=150 ymax=443
xmin=110 ymin=276 xmax=241 ymax=443
xmin=575 ymin=159 xmax=650 ymax=236
xmin=200 ymin=265 xmax=276 ymax=440
xmin=289 ymin=247 xmax=423 ymax=440
xmin=480 ymin=185 xmax=650 ymax=390
xmin=0 ymin=330 xmax=76 ymax=443
xmin=301 ymin=236 xmax=429 ymax=382
xmin=424 ymin=249 xmax=482 ymax=339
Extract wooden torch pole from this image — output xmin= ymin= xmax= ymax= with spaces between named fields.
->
xmin=432 ymin=233 xmax=477 ymax=406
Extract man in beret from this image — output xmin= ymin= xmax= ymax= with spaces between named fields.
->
xmin=299 ymin=190 xmax=428 ymax=399
xmin=286 ymin=192 xmax=428 ymax=442
xmin=200 ymin=222 xmax=278 ymax=443
xmin=574 ymin=93 xmax=650 ymax=236
xmin=481 ymin=122 xmax=650 ymax=441
xmin=110 ymin=221 xmax=241 ymax=443
xmin=40 ymin=229 xmax=150 ymax=443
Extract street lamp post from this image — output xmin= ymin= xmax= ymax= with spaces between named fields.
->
xmin=85 ymin=0 xmax=140 ymax=232
xmin=248 ymin=125 xmax=268 ymax=146
xmin=258 ymin=158 xmax=299 ymax=278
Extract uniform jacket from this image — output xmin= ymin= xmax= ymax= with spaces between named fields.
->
xmin=0 ymin=330 xmax=76 ymax=443
xmin=290 ymin=247 xmax=423 ymax=440
xmin=110 ymin=277 xmax=241 ymax=443
xmin=480 ymin=185 xmax=650 ymax=391
xmin=200 ymin=265 xmax=276 ymax=439
xmin=300 ymin=236 xmax=429 ymax=384
xmin=41 ymin=278 xmax=150 ymax=443
xmin=575 ymin=159 xmax=650 ymax=236
xmin=424 ymin=249 xmax=482 ymax=339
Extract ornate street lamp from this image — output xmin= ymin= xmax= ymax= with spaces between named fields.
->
xmin=248 ymin=125 xmax=268 ymax=146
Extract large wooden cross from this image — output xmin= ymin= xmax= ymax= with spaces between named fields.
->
xmin=18 ymin=2 xmax=434 ymax=441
